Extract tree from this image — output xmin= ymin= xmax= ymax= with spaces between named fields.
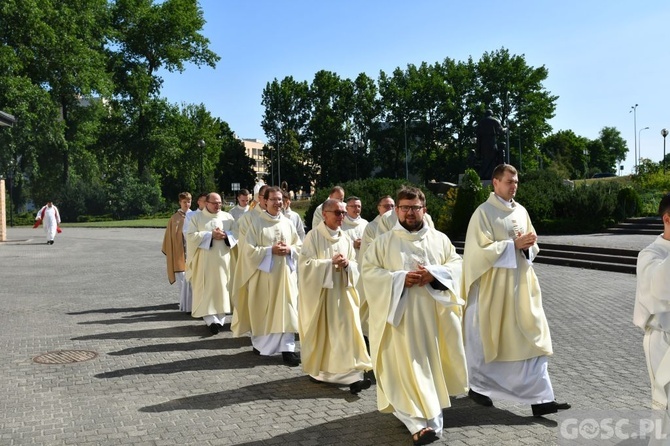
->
xmin=260 ymin=76 xmax=311 ymax=188
xmin=474 ymin=48 xmax=557 ymax=173
xmin=0 ymin=0 xmax=112 ymax=186
xmin=306 ymin=70 xmax=354 ymax=188
xmin=216 ymin=122 xmax=257 ymax=197
xmin=108 ymin=0 xmax=220 ymax=175
xmin=594 ymin=126 xmax=628 ymax=172
xmin=540 ymin=130 xmax=590 ymax=179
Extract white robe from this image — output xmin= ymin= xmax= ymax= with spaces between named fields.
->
xmin=341 ymin=215 xmax=368 ymax=263
xmin=635 ymin=234 xmax=670 ymax=444
xmin=463 ymin=193 xmax=554 ymax=405
xmin=35 ymin=205 xmax=60 ymax=241
xmin=229 ymin=205 xmax=249 ymax=221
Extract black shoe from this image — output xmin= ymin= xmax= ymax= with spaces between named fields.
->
xmin=468 ymin=389 xmax=493 ymax=407
xmin=531 ymin=400 xmax=571 ymax=417
xmin=208 ymin=323 xmax=220 ymax=335
xmin=308 ymin=376 xmax=323 ymax=384
xmin=282 ymin=352 xmax=301 ymax=367
xmin=252 ymin=347 xmax=261 ymax=356
xmin=349 ymin=378 xmax=372 ymax=394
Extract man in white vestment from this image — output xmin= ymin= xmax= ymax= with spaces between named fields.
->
xmin=282 ymin=190 xmax=306 ymax=241
xmin=229 ymin=189 xmax=251 ymax=221
xmin=311 ymin=185 xmax=345 ymax=230
xmin=186 ymin=193 xmax=237 ymax=335
xmin=341 ymin=196 xmax=368 ymax=263
xmin=34 ymin=201 xmax=61 ymax=245
xmin=298 ymin=199 xmax=372 ymax=394
xmin=635 ymin=193 xmax=670 ymax=445
xmin=179 ymin=193 xmax=207 ymax=313
xmin=231 ymin=186 xmax=302 ymax=367
xmin=162 ymin=192 xmax=191 ymax=312
xmin=362 ymin=186 xmax=467 ymax=446
xmin=358 ymin=195 xmax=395 ymax=340
xmin=463 ymin=163 xmax=570 ymax=417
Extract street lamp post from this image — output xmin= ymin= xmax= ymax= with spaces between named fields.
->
xmin=197 ymin=139 xmax=205 ymax=192
xmin=638 ymin=126 xmax=649 ymax=166
xmin=630 ymin=104 xmax=638 ymax=170
xmin=662 ymin=129 xmax=669 ymax=174
xmin=347 ymin=139 xmax=365 ymax=179
xmin=277 ymin=136 xmax=281 ymax=188
xmin=7 ymin=162 xmax=13 ymax=227
xmin=404 ymin=118 xmax=409 ymax=180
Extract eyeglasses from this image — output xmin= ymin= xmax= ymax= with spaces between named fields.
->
xmin=325 ymin=210 xmax=347 ymax=216
xmin=207 ymin=201 xmax=222 ymax=206
xmin=379 ymin=204 xmax=395 ymax=209
xmin=397 ymin=205 xmax=424 ymax=213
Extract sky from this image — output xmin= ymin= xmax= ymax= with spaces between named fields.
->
xmin=158 ymin=0 xmax=670 ymax=176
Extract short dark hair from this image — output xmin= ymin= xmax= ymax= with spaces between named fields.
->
xmin=263 ymin=186 xmax=282 ymax=200
xmin=238 ymin=189 xmax=250 ymax=196
xmin=492 ymin=164 xmax=518 ymax=181
xmin=658 ymin=193 xmax=670 ymax=216
xmin=345 ymin=196 xmax=361 ymax=204
xmin=197 ymin=193 xmax=208 ymax=200
xmin=396 ymin=186 xmax=425 ymax=205
xmin=329 ymin=186 xmax=345 ymax=196
xmin=377 ymin=195 xmax=393 ymax=206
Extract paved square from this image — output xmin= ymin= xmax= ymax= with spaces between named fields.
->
xmin=0 ymin=227 xmax=651 ymax=445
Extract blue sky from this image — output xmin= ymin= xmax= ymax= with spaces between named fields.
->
xmin=158 ymin=0 xmax=670 ymax=175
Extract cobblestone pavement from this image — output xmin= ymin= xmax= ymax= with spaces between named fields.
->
xmin=0 ymin=227 xmax=652 ymax=445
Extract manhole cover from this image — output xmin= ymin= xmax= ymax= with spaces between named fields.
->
xmin=33 ymin=350 xmax=98 ymax=364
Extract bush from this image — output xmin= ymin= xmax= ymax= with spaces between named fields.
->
xmin=615 ymin=187 xmax=642 ymax=220
xmin=106 ymin=168 xmax=165 ymax=220
xmin=446 ymin=169 xmax=488 ymax=238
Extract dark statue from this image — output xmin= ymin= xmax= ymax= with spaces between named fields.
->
xmin=475 ymin=109 xmax=506 ymax=180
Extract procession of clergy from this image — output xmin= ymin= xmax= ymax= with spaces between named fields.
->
xmin=162 ymin=163 xmax=572 ymax=446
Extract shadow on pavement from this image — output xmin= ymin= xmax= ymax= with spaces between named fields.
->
xmin=71 ymin=324 xmax=206 ymax=340
xmin=107 ymin=336 xmax=251 ymax=355
xmin=67 ymin=303 xmax=179 ymax=315
xmin=95 ymin=350 xmax=299 ymax=378
xmin=139 ymin=376 xmax=365 ymax=413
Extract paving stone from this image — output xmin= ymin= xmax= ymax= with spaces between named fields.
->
xmin=0 ymin=227 xmax=651 ymax=445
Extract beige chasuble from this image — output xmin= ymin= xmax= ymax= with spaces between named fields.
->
xmin=463 ymin=193 xmax=552 ymax=363
xmin=185 ymin=209 xmax=236 ymax=318
xmin=362 ymin=224 xmax=467 ymax=419
xmin=298 ymin=222 xmax=371 ymax=378
xmin=231 ymin=211 xmax=301 ymax=337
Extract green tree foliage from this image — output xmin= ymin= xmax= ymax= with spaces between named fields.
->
xmin=108 ymin=0 xmax=220 ymax=175
xmin=260 ymin=76 xmax=312 ymax=190
xmin=0 ymin=0 xmax=221 ymax=221
xmin=261 ymin=48 xmax=558 ymax=187
xmin=216 ymin=122 xmax=257 ymax=197
xmin=539 ymin=130 xmax=590 ymax=179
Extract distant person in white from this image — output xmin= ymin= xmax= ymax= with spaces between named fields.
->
xmin=634 ymin=192 xmax=670 ymax=445
xmin=34 ymin=201 xmax=61 ymax=245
